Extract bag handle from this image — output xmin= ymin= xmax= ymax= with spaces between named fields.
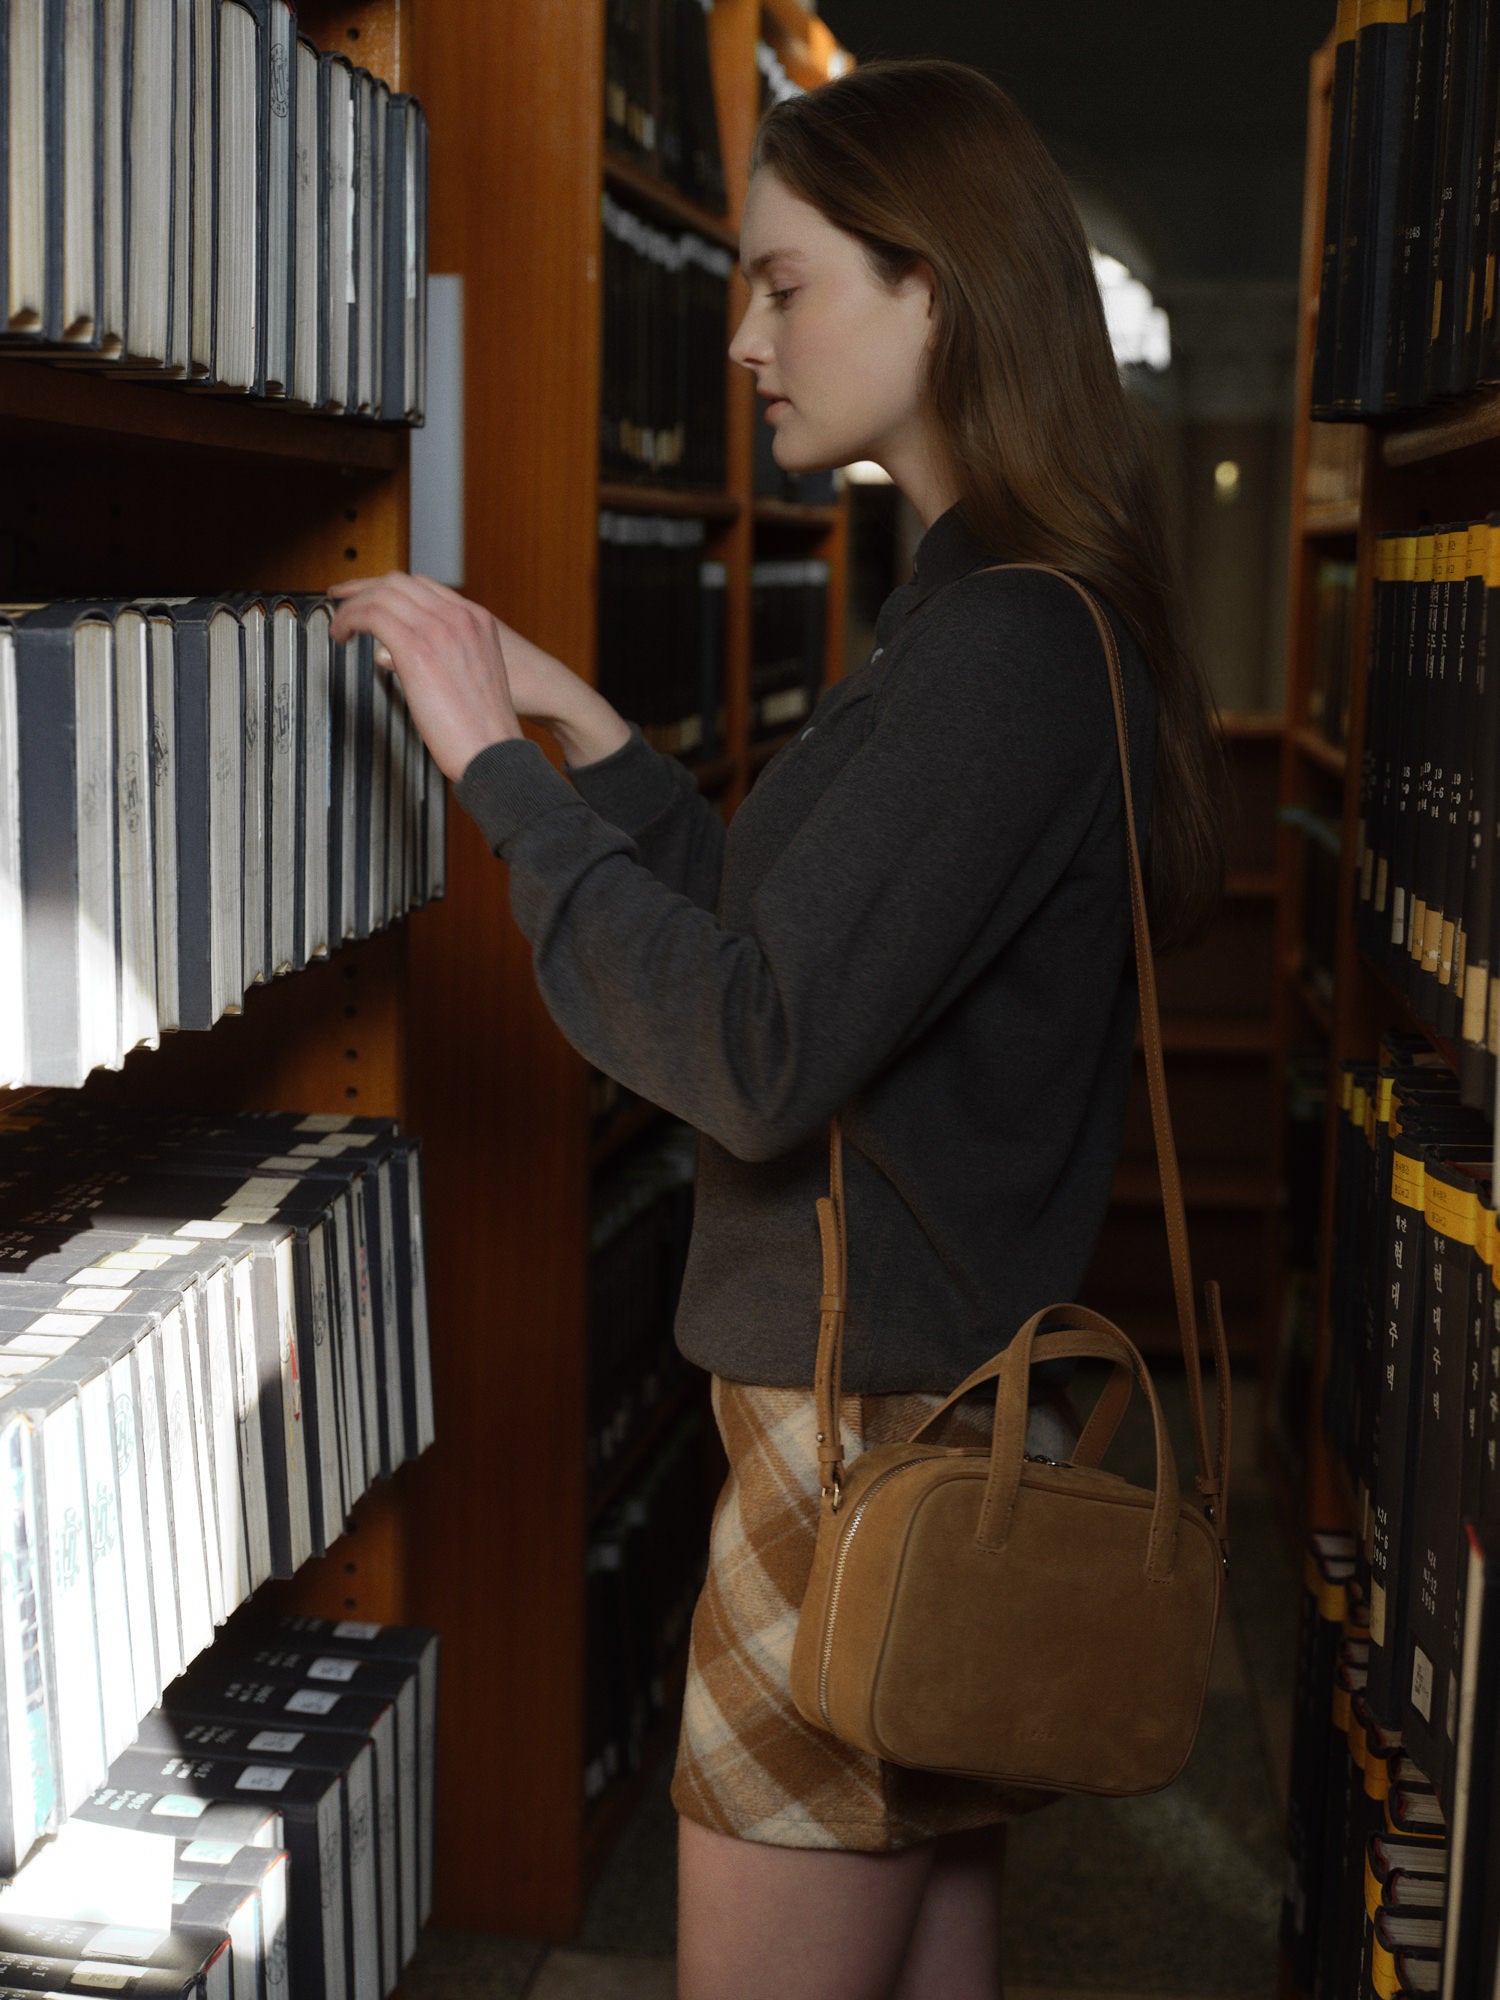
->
xmin=812 ymin=566 xmax=1231 ymax=1563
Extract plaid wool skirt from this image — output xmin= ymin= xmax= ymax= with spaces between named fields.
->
xmin=670 ymin=1375 xmax=1077 ymax=1852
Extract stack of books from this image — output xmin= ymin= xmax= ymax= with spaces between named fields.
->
xmin=0 ymin=1098 xmax=433 ymax=1865
xmin=1355 ymin=519 xmax=1500 ymax=1106
xmin=750 ymin=558 xmax=830 ymax=740
xmin=0 ymin=1 xmax=429 ymax=419
xmin=0 ymin=1610 xmax=438 ymax=2000
xmin=604 ymin=0 xmax=726 ymax=214
xmin=600 ymin=191 xmax=731 ymax=489
xmin=1281 ymin=1520 xmax=1500 ymax=1997
xmin=1313 ymin=0 xmax=1500 ymax=420
xmin=588 ymin=1121 xmax=695 ymax=1492
xmin=0 ymin=597 xmax=446 ymax=1089
xmin=584 ymin=1410 xmax=708 ymax=1809
xmin=1323 ymin=1046 xmax=1493 ymax=1797
xmin=596 ymin=513 xmax=726 ymax=761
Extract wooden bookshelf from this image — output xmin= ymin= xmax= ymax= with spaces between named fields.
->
xmin=0 ymin=0 xmax=431 ymax=1918
xmin=1271 ymin=34 xmax=1500 ymax=1989
xmin=401 ymin=0 xmax=851 ymax=1938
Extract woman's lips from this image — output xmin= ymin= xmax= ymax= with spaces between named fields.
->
xmin=762 ymin=397 xmax=789 ymax=419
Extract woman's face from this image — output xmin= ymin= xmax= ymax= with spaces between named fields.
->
xmin=730 ymin=169 xmax=943 ymax=492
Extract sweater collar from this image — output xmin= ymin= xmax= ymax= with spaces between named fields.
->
xmin=873 ymin=505 xmax=998 ymax=649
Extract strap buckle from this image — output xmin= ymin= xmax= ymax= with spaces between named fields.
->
xmin=820 ymin=1464 xmax=843 ymax=1513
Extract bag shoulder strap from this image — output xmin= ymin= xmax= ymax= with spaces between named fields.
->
xmin=812 ymin=565 xmax=1231 ymax=1559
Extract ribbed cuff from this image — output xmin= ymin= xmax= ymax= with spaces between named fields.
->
xmin=567 ymin=724 xmax=685 ymax=835
xmin=454 ymin=738 xmax=580 ymax=854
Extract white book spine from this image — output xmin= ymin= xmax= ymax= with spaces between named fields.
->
xmin=76 ymin=1372 xmax=137 ymax=1763
xmin=179 ymin=1289 xmax=226 ymax=1630
xmin=158 ymin=1304 xmax=213 ymax=1665
xmin=40 ymin=1400 xmax=106 ymax=1810
xmin=107 ymin=1350 xmax=159 ymax=1722
xmin=135 ymin=1330 xmax=184 ymax=1687
xmin=0 ymin=1418 xmax=52 ymax=1862
xmin=114 ymin=611 xmax=160 ymax=1063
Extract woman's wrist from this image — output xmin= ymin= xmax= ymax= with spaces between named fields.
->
xmin=544 ymin=679 xmax=633 ymax=770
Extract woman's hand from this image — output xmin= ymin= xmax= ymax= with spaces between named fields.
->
xmin=326 ymin=572 xmax=522 ymax=783
xmin=326 ymin=572 xmax=632 ymax=777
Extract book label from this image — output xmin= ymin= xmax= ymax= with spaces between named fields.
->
xmin=308 ymin=1657 xmax=359 ymax=1682
xmin=236 ymin=1765 xmax=294 ymax=1792
xmin=1410 ymin=1645 xmax=1434 ymax=1721
xmin=334 ymin=1621 xmax=379 ymax=1641
xmin=247 ymin=1730 xmax=304 ymax=1754
xmin=149 ymin=1796 xmax=208 ymax=1819
xmin=285 ymin=1690 xmax=340 ymax=1716
xmin=179 ymin=1840 xmax=240 ymax=1864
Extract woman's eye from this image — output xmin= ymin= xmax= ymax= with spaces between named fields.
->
xmin=769 ymin=287 xmax=797 ymax=310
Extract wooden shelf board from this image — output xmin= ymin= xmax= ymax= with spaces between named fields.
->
xmin=587 ymin=1374 xmax=703 ymax=1530
xmin=1292 ymin=724 xmax=1348 ymax=779
xmin=0 ymin=353 xmax=406 ymax=468
xmin=753 ymin=498 xmax=840 ymax=529
xmin=1112 ymin=1162 xmax=1276 ymax=1210
xmin=1224 ymin=868 xmax=1281 ymax=901
xmin=582 ymin=1634 xmax=692 ymax=1885
xmin=1361 ymin=955 xmax=1464 ymax=1074
xmin=602 ymin=151 xmax=738 ymax=250
xmin=597 ymin=481 xmax=741 ymax=522
xmin=589 ymin=1097 xmax=668 ymax=1172
xmin=1302 ymin=503 xmax=1360 ymax=537
xmin=1383 ymin=386 xmax=1500 ymax=469
xmin=0 ymin=1087 xmax=50 ymax=1119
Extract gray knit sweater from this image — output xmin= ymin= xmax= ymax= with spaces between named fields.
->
xmin=455 ymin=506 xmax=1156 ymax=1392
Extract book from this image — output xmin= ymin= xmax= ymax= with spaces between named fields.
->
xmin=105 ymin=1744 xmax=346 ymax=2000
xmin=0 ymin=2 xmax=427 ymax=417
xmin=1438 ymin=1519 xmax=1500 ymax=1997
xmin=134 ymin=1708 xmax=379 ymax=2000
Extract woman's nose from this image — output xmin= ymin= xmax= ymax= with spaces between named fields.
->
xmin=728 ymin=302 xmax=769 ymax=371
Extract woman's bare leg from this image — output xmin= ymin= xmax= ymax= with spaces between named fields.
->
xmin=676 ymin=1814 xmax=937 ymax=2000
xmin=891 ymin=1824 xmax=1008 ymax=2000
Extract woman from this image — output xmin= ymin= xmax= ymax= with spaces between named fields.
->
xmin=330 ymin=58 xmax=1224 ymax=2000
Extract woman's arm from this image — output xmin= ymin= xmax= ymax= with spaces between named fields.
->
xmin=330 ymin=570 xmax=1126 ymax=1163
xmin=329 ymin=571 xmax=726 ymax=913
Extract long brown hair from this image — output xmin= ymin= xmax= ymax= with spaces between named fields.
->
xmin=753 ymin=59 xmax=1224 ymax=950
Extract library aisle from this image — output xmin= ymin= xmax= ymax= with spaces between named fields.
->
xmin=400 ymin=1369 xmax=1299 ymax=2000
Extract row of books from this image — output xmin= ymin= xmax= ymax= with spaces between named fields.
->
xmin=1282 ymin=1530 xmax=1500 ymax=1996
xmin=597 ymin=513 xmax=726 ymax=763
xmin=0 ymin=596 xmax=446 ymax=1090
xmin=604 ymin=0 xmax=727 ymax=215
xmin=1324 ymin=1041 xmax=1495 ymax=1806
xmin=600 ymin=191 xmax=731 ymax=489
xmin=0 ymin=1098 xmax=433 ymax=1865
xmin=1311 ymin=556 xmax=1359 ymax=749
xmin=751 ymin=558 xmax=830 ymax=740
xmin=2 ymin=1 xmax=430 ymax=419
xmin=588 ymin=1121 xmax=695 ymax=1496
xmin=1355 ymin=518 xmax=1500 ymax=1107
xmin=1313 ymin=0 xmax=1500 ymax=419
xmin=35 ymin=1611 xmax=440 ymax=2000
xmin=584 ymin=1409 xmax=709 ymax=1808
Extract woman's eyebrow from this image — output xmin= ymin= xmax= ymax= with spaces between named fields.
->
xmin=740 ymin=248 xmax=805 ymax=280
